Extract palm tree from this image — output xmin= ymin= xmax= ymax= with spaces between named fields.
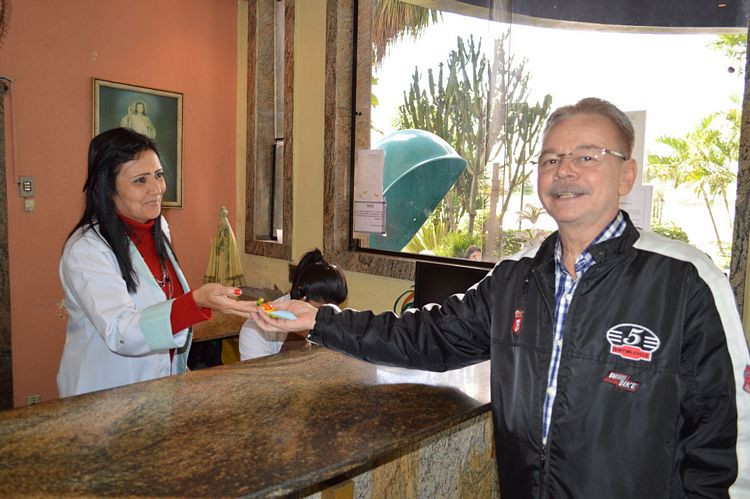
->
xmin=518 ymin=203 xmax=546 ymax=226
xmin=404 ymin=216 xmax=445 ymax=255
xmin=647 ymin=112 xmax=738 ymax=254
xmin=372 ymin=0 xmax=440 ymax=66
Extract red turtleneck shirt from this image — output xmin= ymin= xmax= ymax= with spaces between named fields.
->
xmin=119 ymin=214 xmax=211 ymax=336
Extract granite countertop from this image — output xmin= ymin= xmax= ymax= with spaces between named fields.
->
xmin=0 ymin=347 xmax=490 ymax=496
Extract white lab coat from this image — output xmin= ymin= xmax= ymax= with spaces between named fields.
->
xmin=238 ymin=294 xmax=289 ymax=360
xmin=57 ymin=217 xmax=192 ymax=397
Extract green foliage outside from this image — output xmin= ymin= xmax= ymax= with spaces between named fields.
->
xmin=372 ymin=0 xmax=441 ymax=66
xmin=647 ymin=106 xmax=739 ymax=255
xmin=491 ymin=229 xmax=551 ymax=259
xmin=404 ymin=213 xmax=483 ymax=257
xmin=397 ymin=32 xmax=551 ymax=258
xmin=644 ymin=33 xmax=743 ymax=262
xmin=406 ymin=210 xmax=551 ymax=260
xmin=380 ymin=22 xmax=745 ymax=265
xmin=651 ymin=223 xmax=689 ymax=243
xmin=397 ymin=35 xmax=490 ymax=235
xmin=709 ymin=34 xmax=747 ymax=75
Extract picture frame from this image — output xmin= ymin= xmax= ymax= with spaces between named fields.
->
xmin=93 ymin=79 xmax=183 ymax=207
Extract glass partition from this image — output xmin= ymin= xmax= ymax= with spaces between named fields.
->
xmin=348 ymin=0 xmax=746 ymax=270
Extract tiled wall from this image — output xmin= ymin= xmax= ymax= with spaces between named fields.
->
xmin=305 ymin=412 xmax=499 ymax=498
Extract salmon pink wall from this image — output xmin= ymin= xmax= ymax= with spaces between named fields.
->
xmin=0 ymin=0 xmax=238 ymax=406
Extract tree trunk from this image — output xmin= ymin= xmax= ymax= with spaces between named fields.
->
xmin=445 ymin=195 xmax=456 ymax=233
xmin=486 ymin=162 xmax=501 ymax=257
xmin=497 ymin=161 xmax=510 ymax=256
xmin=700 ymin=185 xmax=723 ymax=253
xmin=467 ymin=170 xmax=479 ymax=235
xmin=518 ymin=165 xmax=525 ymax=230
xmin=722 ymin=191 xmax=733 ymax=235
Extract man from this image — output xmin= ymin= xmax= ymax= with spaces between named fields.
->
xmin=254 ymin=98 xmax=749 ymax=498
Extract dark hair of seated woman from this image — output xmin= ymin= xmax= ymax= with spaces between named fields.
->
xmin=289 ymin=248 xmax=347 ymax=305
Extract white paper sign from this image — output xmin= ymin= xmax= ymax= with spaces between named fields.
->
xmin=355 ymin=149 xmax=385 ymax=202
xmin=353 ymin=200 xmax=386 ymax=234
xmin=620 ymin=185 xmax=654 ymax=231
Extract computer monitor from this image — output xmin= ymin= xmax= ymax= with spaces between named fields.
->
xmin=413 ymin=261 xmax=491 ymax=309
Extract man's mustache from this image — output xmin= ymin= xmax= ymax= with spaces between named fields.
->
xmin=546 ymin=183 xmax=591 ymax=197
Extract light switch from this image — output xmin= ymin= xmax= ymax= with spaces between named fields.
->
xmin=18 ymin=176 xmax=34 ymax=197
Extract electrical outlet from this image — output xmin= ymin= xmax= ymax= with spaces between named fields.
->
xmin=26 ymin=394 xmax=41 ymax=406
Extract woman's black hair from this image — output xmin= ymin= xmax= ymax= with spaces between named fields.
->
xmin=66 ymin=127 xmax=172 ymax=293
xmin=289 ymin=249 xmax=348 ymax=305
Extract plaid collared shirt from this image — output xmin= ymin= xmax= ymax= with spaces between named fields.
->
xmin=542 ymin=211 xmax=627 ymax=444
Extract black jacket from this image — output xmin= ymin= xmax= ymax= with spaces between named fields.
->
xmin=310 ymin=216 xmax=749 ymax=498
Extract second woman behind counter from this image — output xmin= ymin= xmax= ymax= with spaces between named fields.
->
xmin=57 ymin=127 xmax=257 ymax=397
xmin=239 ymin=249 xmax=347 ymax=360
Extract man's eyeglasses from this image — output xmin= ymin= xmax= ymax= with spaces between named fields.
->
xmin=536 ymin=147 xmax=627 ymax=171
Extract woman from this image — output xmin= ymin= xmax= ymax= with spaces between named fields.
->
xmin=463 ymin=245 xmax=482 ymax=261
xmin=57 ymin=127 xmax=254 ymax=397
xmin=239 ymin=249 xmax=347 ymax=360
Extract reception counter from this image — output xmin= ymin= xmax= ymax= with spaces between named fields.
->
xmin=0 ymin=346 xmax=497 ymax=497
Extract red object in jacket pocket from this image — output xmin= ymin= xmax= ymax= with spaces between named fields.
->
xmin=512 ymin=309 xmax=524 ymax=335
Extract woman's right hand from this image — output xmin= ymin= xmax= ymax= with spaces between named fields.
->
xmin=192 ymin=283 xmax=257 ymax=318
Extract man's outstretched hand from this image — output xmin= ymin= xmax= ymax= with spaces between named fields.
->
xmin=251 ymin=299 xmax=319 ymax=336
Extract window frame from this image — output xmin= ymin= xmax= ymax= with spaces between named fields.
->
xmin=244 ymin=0 xmax=294 ymax=261
xmin=323 ymin=0 xmax=419 ymax=280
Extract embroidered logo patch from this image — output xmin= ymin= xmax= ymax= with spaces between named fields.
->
xmin=744 ymin=365 xmax=750 ymax=394
xmin=603 ymin=371 xmax=641 ymax=393
xmin=606 ymin=323 xmax=660 ymax=362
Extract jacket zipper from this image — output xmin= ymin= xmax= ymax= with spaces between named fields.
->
xmin=530 ymin=268 xmax=553 ymax=316
xmin=539 ymin=443 xmax=546 ymax=474
xmin=530 ymin=268 xmax=554 ymax=496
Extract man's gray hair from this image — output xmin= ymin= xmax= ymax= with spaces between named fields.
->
xmin=543 ymin=97 xmax=635 ymax=158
